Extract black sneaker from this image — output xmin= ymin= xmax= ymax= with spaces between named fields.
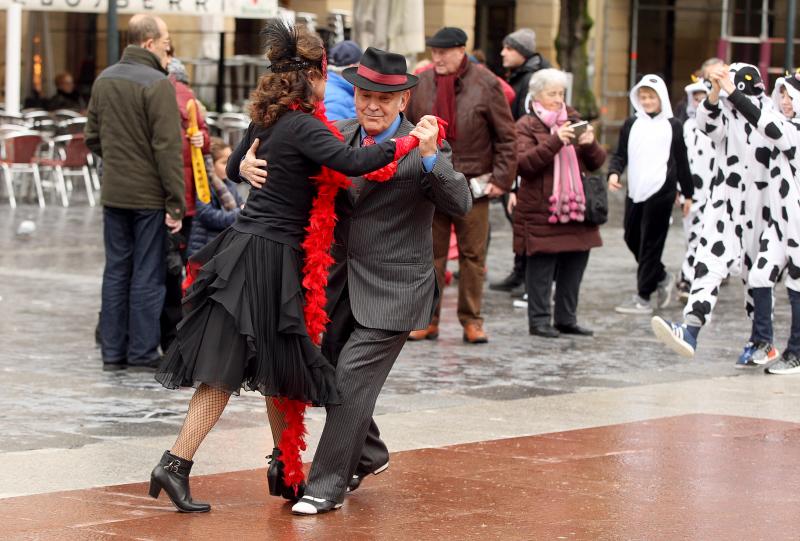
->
xmin=766 ymin=351 xmax=800 ymax=374
xmin=489 ymin=271 xmax=524 ymax=292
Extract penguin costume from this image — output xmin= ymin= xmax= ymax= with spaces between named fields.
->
xmin=608 ymin=74 xmax=693 ymax=313
xmin=679 ymin=79 xmax=717 ymax=290
xmin=651 ymin=63 xmax=777 ymax=360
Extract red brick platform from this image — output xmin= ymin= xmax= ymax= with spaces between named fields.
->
xmin=4 ymin=414 xmax=800 ymax=540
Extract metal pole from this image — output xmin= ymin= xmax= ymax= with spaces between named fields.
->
xmin=787 ymin=0 xmax=797 ymax=70
xmin=107 ymin=0 xmax=119 ymax=66
xmin=629 ymin=0 xmax=640 ymax=115
xmin=5 ymin=3 xmax=23 ymax=114
xmin=216 ymin=32 xmax=225 ymax=113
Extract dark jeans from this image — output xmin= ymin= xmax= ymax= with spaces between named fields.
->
xmin=525 ymin=250 xmax=590 ymax=328
xmin=789 ymin=289 xmax=800 ymax=354
xmin=101 ymin=207 xmax=166 ymax=365
xmin=623 ymin=183 xmax=674 ymax=300
xmin=749 ymin=287 xmax=774 ymax=345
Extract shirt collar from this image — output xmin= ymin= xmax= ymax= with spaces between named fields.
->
xmin=360 ymin=114 xmax=402 ymax=144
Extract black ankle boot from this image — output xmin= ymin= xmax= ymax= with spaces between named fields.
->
xmin=267 ymin=448 xmax=305 ymax=502
xmin=149 ymin=451 xmax=211 ymax=513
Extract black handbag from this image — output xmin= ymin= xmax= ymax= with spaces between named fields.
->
xmin=582 ymin=174 xmax=608 ymax=226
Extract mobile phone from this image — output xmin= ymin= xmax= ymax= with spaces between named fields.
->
xmin=571 ymin=120 xmax=589 ymax=138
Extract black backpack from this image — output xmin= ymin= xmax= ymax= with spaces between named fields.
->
xmin=582 ymin=175 xmax=608 ymax=226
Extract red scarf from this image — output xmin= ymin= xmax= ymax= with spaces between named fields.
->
xmin=274 ymin=103 xmax=444 ymax=494
xmin=433 ymin=55 xmax=468 ymax=141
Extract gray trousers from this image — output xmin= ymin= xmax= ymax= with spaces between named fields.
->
xmin=309 ymin=288 xmax=410 ymax=503
xmin=525 ymin=251 xmax=590 ymax=328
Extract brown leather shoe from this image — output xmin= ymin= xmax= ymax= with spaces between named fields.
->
xmin=407 ymin=324 xmax=439 ymax=341
xmin=462 ymin=322 xmax=488 ymax=344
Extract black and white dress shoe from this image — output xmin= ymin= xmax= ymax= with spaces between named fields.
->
xmin=347 ymin=461 xmax=389 ymax=493
xmin=291 ymin=496 xmax=342 ymax=515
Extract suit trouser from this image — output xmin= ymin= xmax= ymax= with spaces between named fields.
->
xmin=431 ymin=197 xmax=489 ymax=326
xmin=526 ymin=251 xmax=590 ymax=328
xmin=309 ymin=288 xmax=410 ymax=503
xmin=623 ymin=184 xmax=674 ymax=300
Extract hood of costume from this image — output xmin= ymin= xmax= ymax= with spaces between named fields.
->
xmin=772 ymin=73 xmax=800 ymax=119
xmin=629 ymin=73 xmax=673 ymax=119
xmin=684 ymin=79 xmax=709 ymax=119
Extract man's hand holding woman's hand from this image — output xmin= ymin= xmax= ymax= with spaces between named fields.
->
xmin=240 ymin=138 xmax=268 ymax=189
xmin=410 ymin=115 xmax=440 ymax=157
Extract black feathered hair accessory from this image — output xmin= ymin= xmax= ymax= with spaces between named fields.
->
xmin=261 ymin=20 xmax=326 ymax=77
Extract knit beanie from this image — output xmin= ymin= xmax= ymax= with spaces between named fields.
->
xmin=167 ymin=57 xmax=189 ymax=84
xmin=503 ymin=28 xmax=537 ymax=59
xmin=329 ymin=40 xmax=363 ymax=67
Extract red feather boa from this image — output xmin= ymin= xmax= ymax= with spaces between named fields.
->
xmin=273 ymin=106 xmax=446 ymax=493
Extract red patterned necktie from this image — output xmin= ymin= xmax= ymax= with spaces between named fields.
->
xmin=361 ymin=135 xmax=376 ymax=147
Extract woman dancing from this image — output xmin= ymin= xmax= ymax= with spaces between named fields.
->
xmin=149 ymin=22 xmax=426 ymax=513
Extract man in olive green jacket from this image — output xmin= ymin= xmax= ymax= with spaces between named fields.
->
xmin=85 ymin=14 xmax=184 ymax=369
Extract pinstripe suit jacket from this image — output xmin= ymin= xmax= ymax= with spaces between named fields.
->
xmin=326 ymin=116 xmax=472 ymax=332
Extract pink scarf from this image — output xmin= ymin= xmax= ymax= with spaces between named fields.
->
xmin=532 ymin=102 xmax=585 ymax=224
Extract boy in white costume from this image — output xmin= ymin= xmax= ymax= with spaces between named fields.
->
xmin=608 ymin=74 xmax=694 ymax=315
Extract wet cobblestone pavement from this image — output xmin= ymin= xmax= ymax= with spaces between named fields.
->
xmin=1 ymin=197 xmax=787 ymax=455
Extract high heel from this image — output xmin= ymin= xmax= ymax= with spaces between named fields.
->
xmin=267 ymin=448 xmax=305 ymax=502
xmin=149 ymin=450 xmax=211 ymax=513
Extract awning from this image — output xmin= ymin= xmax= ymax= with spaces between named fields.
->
xmin=0 ymin=0 xmax=278 ymax=19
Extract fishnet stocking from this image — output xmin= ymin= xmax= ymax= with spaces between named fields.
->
xmin=266 ymin=398 xmax=288 ymax=448
xmin=171 ymin=384 xmax=230 ymax=460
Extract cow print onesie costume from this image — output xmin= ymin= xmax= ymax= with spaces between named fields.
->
xmin=726 ymin=73 xmax=800 ymax=360
xmin=652 ymin=64 xmax=777 ymax=359
xmin=680 ymin=79 xmax=717 ymax=286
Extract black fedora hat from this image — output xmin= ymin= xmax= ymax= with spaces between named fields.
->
xmin=342 ymin=47 xmax=418 ymax=92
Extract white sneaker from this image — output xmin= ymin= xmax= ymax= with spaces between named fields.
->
xmin=656 ymin=274 xmax=675 ymax=309
xmin=615 ymin=295 xmax=653 ymax=315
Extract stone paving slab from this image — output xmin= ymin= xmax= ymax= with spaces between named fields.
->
xmin=3 ymin=414 xmax=799 ymax=541
xmin=1 ymin=203 xmax=787 ymax=454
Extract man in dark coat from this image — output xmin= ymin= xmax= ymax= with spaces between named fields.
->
xmin=85 ymin=14 xmax=184 ymax=369
xmin=491 ymin=27 xmax=552 ymax=293
xmin=237 ymin=48 xmax=472 ymax=514
xmin=502 ymin=28 xmax=551 ymax=121
xmin=406 ymin=26 xmax=518 ymax=343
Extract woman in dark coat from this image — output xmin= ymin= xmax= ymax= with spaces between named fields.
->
xmin=512 ymin=68 xmax=607 ymax=338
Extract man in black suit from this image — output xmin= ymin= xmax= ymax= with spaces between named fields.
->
xmin=238 ymin=48 xmax=472 ymax=514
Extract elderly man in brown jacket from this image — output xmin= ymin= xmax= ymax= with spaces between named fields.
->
xmin=406 ymin=26 xmax=517 ymax=343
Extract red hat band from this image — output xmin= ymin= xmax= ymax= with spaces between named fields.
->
xmin=356 ymin=64 xmax=407 ymax=86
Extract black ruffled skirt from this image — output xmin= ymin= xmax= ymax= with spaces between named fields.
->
xmin=156 ymin=227 xmax=340 ymax=407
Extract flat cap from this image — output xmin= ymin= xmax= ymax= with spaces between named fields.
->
xmin=426 ymin=27 xmax=468 ymax=48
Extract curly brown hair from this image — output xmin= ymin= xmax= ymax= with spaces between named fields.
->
xmin=249 ymin=23 xmax=324 ymax=127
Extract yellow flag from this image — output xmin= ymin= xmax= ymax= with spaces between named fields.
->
xmin=186 ymin=99 xmax=211 ymax=204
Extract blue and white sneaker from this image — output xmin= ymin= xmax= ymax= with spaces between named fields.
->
xmin=737 ymin=342 xmax=757 ymax=368
xmin=651 ymin=316 xmax=697 ymax=358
